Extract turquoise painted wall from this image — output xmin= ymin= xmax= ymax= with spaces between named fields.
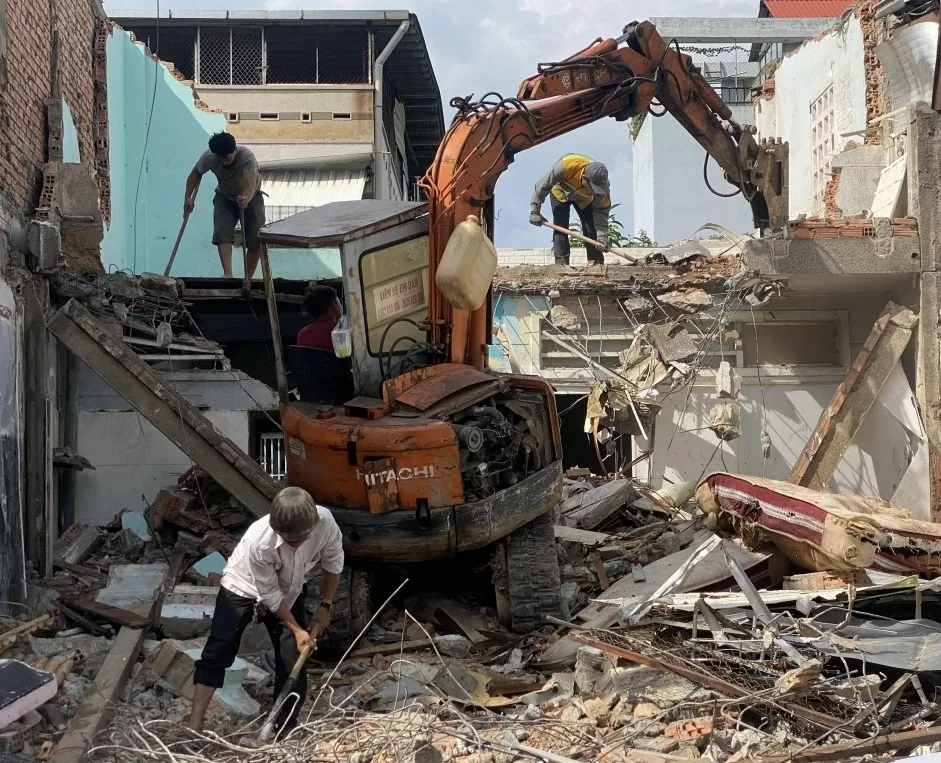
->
xmin=61 ymin=101 xmax=80 ymax=163
xmin=102 ymin=28 xmax=341 ymax=280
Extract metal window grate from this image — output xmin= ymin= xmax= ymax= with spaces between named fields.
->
xmin=260 ymin=432 xmax=286 ymax=480
xmin=811 ymin=85 xmax=836 ymax=215
xmin=198 ymin=27 xmax=262 ymax=85
xmin=266 ymin=26 xmax=368 ymax=84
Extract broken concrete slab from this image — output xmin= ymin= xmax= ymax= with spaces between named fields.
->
xmin=57 ymin=526 xmax=102 ymax=566
xmin=159 ymin=585 xmax=218 ymax=639
xmin=715 ymin=361 xmax=740 ymax=399
xmin=95 ymin=563 xmax=168 ymax=618
xmin=655 ymin=289 xmax=712 ymax=313
xmin=561 ymin=480 xmax=638 ymax=530
xmin=0 ymin=659 xmax=58 ymax=728
xmin=708 ymin=402 xmax=742 ymax=441
xmin=548 ymin=304 xmax=580 ymax=331
xmin=645 ymin=324 xmax=698 ymax=363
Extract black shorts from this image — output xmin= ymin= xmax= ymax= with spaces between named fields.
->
xmin=212 ymin=192 xmax=265 ymax=249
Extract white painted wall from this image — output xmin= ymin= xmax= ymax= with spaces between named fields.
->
xmin=74 ymin=409 xmax=250 ymax=526
xmin=73 ymin=363 xmax=278 ymax=526
xmin=631 ymin=108 xmax=756 ymax=244
xmin=754 ymin=17 xmax=868 ymax=217
xmin=637 ymin=375 xmax=919 ymax=507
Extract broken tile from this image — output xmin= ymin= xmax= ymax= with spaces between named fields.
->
xmin=192 ymin=552 xmax=226 ymax=578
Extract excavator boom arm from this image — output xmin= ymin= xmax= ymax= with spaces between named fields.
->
xmin=420 ymin=21 xmax=788 ymax=370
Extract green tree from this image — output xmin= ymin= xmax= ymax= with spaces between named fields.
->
xmin=568 ymin=204 xmax=625 ymax=249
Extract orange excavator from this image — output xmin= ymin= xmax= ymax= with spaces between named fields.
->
xmin=257 ymin=21 xmax=789 ymax=647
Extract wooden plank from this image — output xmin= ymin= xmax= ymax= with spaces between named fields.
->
xmin=592 ymin=553 xmax=610 ymax=590
xmin=0 ymin=614 xmax=54 ymax=649
xmin=53 ymin=559 xmax=108 ymax=582
xmin=435 ymin=601 xmax=488 ymax=644
xmin=788 ymin=302 xmax=917 ymax=490
xmin=47 ymin=300 xmax=277 ymax=517
xmin=348 ymin=638 xmax=432 ymax=658
xmin=49 ymin=627 xmax=144 ymax=763
xmin=68 ymin=599 xmax=151 ymax=629
xmin=554 ymin=525 xmax=610 ymax=546
xmin=259 ymin=245 xmax=289 ymax=402
xmin=57 ymin=603 xmax=110 ymax=637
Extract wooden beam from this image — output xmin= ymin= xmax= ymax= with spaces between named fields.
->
xmin=48 ymin=626 xmax=144 ymax=763
xmin=47 ymin=300 xmax=277 ymax=517
xmin=760 ymin=724 xmax=941 ymax=763
xmin=67 ymin=598 xmax=151 ymax=629
xmin=788 ymin=302 xmax=918 ymax=491
xmin=260 ymin=245 xmax=289 ymax=402
xmin=23 ymin=274 xmax=50 ymax=577
xmin=180 ymin=288 xmax=304 ymax=304
xmin=348 ymin=638 xmax=432 ymax=658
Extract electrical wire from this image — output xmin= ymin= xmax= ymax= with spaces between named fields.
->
xmin=131 ymin=0 xmax=160 ymax=267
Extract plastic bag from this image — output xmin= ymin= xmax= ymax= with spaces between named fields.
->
xmin=331 ymin=314 xmax=352 ymax=358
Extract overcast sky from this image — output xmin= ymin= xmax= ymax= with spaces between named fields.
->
xmin=106 ymin=0 xmax=757 ymax=247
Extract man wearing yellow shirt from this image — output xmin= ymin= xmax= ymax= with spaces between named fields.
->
xmin=530 ymin=154 xmax=611 ymax=266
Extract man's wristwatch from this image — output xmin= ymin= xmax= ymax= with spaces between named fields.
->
xmin=320 ymin=601 xmax=332 ymax=612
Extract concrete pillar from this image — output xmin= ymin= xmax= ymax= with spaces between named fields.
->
xmin=910 ymin=104 xmax=941 ymax=521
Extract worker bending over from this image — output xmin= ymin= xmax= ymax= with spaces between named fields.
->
xmin=530 ymin=154 xmax=611 ymax=266
xmin=297 ymin=285 xmax=343 ymax=351
xmin=183 ymin=132 xmax=266 ymax=280
xmin=187 ymin=486 xmax=344 ymax=734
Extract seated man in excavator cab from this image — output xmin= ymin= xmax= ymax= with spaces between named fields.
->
xmin=289 ymin=285 xmax=352 ymax=404
xmin=530 ymin=154 xmax=611 ymax=266
xmin=297 ymin=285 xmax=343 ymax=351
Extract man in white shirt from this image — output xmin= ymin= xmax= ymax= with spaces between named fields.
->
xmin=186 ymin=486 xmax=344 ymax=734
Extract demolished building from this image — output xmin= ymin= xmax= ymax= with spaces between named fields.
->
xmin=6 ymin=1 xmax=941 ymax=762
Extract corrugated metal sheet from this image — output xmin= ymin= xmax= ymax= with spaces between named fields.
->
xmin=262 ymin=169 xmax=367 ymax=224
xmin=762 ymin=0 xmax=855 ymax=17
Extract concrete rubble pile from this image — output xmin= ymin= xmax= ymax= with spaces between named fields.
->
xmin=3 ymin=266 xmax=940 ymax=761
xmin=3 ymin=456 xmax=941 ymax=763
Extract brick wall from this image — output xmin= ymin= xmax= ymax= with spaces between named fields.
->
xmin=0 ymin=0 xmax=104 ymax=218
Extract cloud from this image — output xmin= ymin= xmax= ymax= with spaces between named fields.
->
xmin=109 ymin=0 xmax=756 ymax=246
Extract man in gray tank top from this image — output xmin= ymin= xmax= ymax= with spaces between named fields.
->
xmin=183 ymin=132 xmax=265 ymax=279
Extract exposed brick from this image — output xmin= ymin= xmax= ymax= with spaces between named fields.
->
xmin=0 ymin=0 xmax=104 ymax=218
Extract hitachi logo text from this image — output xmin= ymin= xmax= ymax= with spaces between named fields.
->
xmin=356 ymin=465 xmax=436 ymax=485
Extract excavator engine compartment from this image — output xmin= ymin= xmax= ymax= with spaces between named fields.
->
xmin=280 ymin=367 xmax=562 ymax=564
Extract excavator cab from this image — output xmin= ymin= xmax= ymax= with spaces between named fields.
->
xmin=257 ymin=201 xmax=565 ymax=641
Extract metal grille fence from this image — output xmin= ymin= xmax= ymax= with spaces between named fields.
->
xmin=198 ymin=27 xmax=263 ymax=85
xmin=123 ymin=25 xmax=370 ymax=86
xmin=259 ymin=432 xmax=286 ymax=481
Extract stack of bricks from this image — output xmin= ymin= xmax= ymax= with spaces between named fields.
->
xmin=786 ymin=217 xmax=919 ymax=239
xmin=892 ymin=217 xmax=919 ymax=238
